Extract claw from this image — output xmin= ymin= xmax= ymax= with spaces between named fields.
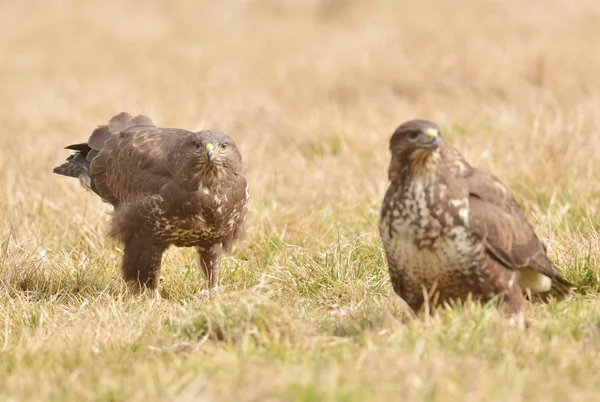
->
xmin=193 ymin=286 xmax=221 ymax=302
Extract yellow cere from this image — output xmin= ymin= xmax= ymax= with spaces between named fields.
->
xmin=425 ymin=128 xmax=438 ymax=138
xmin=205 ymin=143 xmax=215 ymax=151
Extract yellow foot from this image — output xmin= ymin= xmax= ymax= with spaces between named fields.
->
xmin=507 ymin=311 xmax=527 ymax=330
xmin=193 ymin=287 xmax=221 ymax=302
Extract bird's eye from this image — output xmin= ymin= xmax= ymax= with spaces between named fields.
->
xmin=219 ymin=142 xmax=228 ymax=152
xmin=408 ymin=131 xmax=420 ymax=141
xmin=194 ymin=141 xmax=202 ymax=150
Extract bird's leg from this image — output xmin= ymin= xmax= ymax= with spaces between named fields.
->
xmin=122 ymin=233 xmax=167 ymax=292
xmin=479 ymin=263 xmax=527 ymax=328
xmin=499 ymin=282 xmax=527 ymax=329
xmin=197 ymin=243 xmax=223 ymax=290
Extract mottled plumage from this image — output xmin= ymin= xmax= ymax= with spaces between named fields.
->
xmin=379 ymin=119 xmax=574 ymax=315
xmin=54 ymin=112 xmax=249 ymax=292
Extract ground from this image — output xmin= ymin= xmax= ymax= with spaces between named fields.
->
xmin=1 ymin=0 xmax=600 ymax=401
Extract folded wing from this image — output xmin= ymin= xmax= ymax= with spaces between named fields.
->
xmin=465 ymin=167 xmax=574 ymax=297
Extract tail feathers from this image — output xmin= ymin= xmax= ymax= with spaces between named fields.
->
xmin=53 ymin=160 xmax=85 ymax=178
xmin=53 ymin=151 xmax=96 ymax=193
xmin=549 ymin=275 xmax=576 ymax=298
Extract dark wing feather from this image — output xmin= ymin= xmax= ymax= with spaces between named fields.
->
xmin=65 ymin=143 xmax=91 ymax=152
xmin=465 ymin=167 xmax=572 ymax=289
xmin=88 ymin=126 xmax=112 ymax=151
xmin=232 ymin=177 xmax=249 ymax=242
xmin=466 ymin=168 xmax=523 ymax=215
xmin=468 ymin=195 xmax=552 ymax=273
xmin=54 ymin=112 xmax=170 ymax=205
xmin=90 ymin=126 xmax=187 ymax=204
xmin=108 ymin=112 xmax=134 ymax=133
xmin=108 ymin=112 xmax=155 ymax=133
xmin=129 ymin=114 xmax=155 ymax=127
xmin=222 ymin=174 xmax=249 ymax=253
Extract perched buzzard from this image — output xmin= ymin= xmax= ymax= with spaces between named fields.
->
xmin=379 ymin=119 xmax=574 ymax=315
xmin=53 ymin=112 xmax=249 ymax=293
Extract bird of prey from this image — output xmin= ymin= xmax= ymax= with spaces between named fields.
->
xmin=379 ymin=119 xmax=574 ymax=315
xmin=53 ymin=112 xmax=249 ymax=294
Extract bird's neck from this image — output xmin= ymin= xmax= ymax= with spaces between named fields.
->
xmin=391 ymin=150 xmax=442 ymax=187
xmin=192 ymin=164 xmax=227 ymax=188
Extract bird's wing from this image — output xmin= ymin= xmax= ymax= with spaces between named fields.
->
xmin=90 ymin=125 xmax=188 ymax=204
xmin=222 ymin=174 xmax=249 ymax=253
xmin=85 ymin=113 xmax=157 ymax=166
xmin=107 ymin=112 xmax=155 ymax=134
xmin=465 ymin=167 xmax=563 ymax=279
xmin=232 ymin=176 xmax=249 ymax=241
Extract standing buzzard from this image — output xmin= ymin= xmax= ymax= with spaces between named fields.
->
xmin=379 ymin=119 xmax=574 ymax=315
xmin=53 ymin=112 xmax=249 ymax=294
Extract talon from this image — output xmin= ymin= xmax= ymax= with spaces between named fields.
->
xmin=193 ymin=286 xmax=221 ymax=302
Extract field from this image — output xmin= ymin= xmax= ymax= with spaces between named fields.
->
xmin=1 ymin=0 xmax=600 ymax=400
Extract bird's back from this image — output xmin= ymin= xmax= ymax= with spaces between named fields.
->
xmin=53 ymin=112 xmax=196 ymax=206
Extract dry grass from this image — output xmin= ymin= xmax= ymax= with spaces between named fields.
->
xmin=1 ymin=0 xmax=600 ymax=400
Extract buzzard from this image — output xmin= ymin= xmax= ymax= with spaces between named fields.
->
xmin=53 ymin=112 xmax=249 ymax=293
xmin=379 ymin=119 xmax=574 ymax=315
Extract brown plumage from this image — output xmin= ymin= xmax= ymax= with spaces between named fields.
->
xmin=379 ymin=119 xmax=574 ymax=316
xmin=54 ymin=112 xmax=249 ymax=292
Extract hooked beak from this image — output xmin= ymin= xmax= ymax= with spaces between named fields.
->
xmin=418 ymin=128 xmax=440 ymax=149
xmin=206 ymin=143 xmax=215 ymax=161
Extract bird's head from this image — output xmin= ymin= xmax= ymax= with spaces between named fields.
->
xmin=388 ymin=119 xmax=442 ymax=180
xmin=189 ymin=130 xmax=242 ymax=175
